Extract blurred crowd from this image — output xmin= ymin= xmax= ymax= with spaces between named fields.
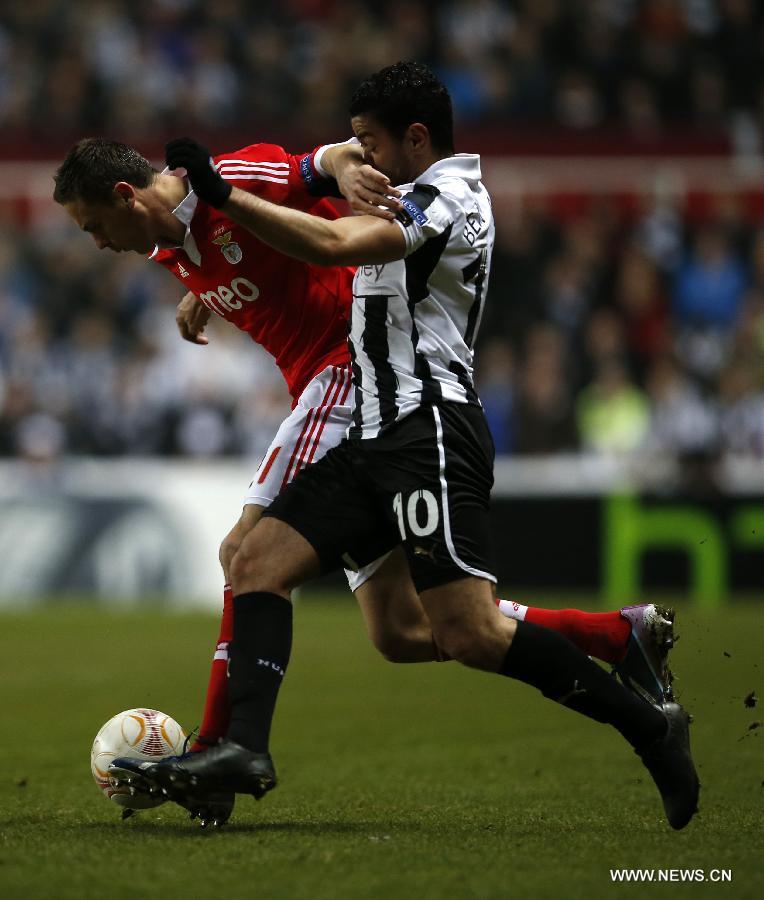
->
xmin=1 ymin=0 xmax=763 ymax=139
xmin=2 ymin=193 xmax=764 ymax=462
xmin=1 ymin=0 xmax=764 ymax=463
xmin=0 ymin=217 xmax=290 ymax=461
xmin=477 ymin=197 xmax=764 ymax=460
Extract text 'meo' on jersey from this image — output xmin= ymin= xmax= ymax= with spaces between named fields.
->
xmin=347 ymin=153 xmax=495 ymax=440
xmin=151 ymin=144 xmax=354 ymax=401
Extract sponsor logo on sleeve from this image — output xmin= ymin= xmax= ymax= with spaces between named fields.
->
xmin=300 ymin=155 xmax=314 ymax=184
xmin=397 ymin=196 xmax=428 ymax=227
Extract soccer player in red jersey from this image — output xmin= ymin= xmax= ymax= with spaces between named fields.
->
xmin=54 ymin=137 xmax=676 ymax=823
xmin=52 ymin=137 xmax=450 ymax=756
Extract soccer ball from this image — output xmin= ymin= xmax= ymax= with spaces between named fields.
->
xmin=91 ymin=708 xmax=186 ymax=809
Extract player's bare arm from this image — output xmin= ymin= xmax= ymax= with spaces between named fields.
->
xmin=176 ymin=291 xmax=211 ymax=345
xmin=223 ymin=187 xmax=406 ymax=266
xmin=320 ymin=141 xmax=402 ymax=220
xmin=165 ymin=138 xmax=406 ymax=267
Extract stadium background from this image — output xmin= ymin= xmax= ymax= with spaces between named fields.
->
xmin=2 ymin=0 xmax=764 ymax=603
xmin=1 ymin=4 xmax=763 ymax=899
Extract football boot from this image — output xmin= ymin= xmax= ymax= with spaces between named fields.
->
xmin=109 ymin=752 xmax=236 ymax=827
xmin=112 ymin=739 xmax=275 ymax=803
xmin=614 ymin=603 xmax=675 ymax=704
xmin=638 ymin=701 xmax=700 ymax=830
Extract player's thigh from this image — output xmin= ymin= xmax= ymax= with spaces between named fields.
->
xmin=354 ymin=546 xmax=430 ymax=640
xmin=245 ymin=364 xmax=352 ymax=508
xmin=262 ymin=438 xmax=398 ymax=579
xmin=419 ymin=575 xmax=515 ymax=671
xmin=232 ymin=364 xmax=355 ymax=591
xmin=385 ymin=403 xmax=497 ymax=594
xmin=230 ymin=515 xmax=322 ymax=595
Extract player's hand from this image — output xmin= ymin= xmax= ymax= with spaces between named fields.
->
xmin=176 ymin=292 xmax=211 ymax=345
xmin=165 ymin=138 xmax=232 ymax=209
xmin=337 ymin=163 xmax=402 ymax=220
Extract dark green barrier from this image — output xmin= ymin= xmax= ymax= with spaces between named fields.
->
xmin=490 ymin=494 xmax=764 ymax=603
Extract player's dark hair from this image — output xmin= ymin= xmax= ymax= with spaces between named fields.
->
xmin=53 ymin=138 xmax=155 ymax=205
xmin=349 ymin=62 xmax=454 ymax=155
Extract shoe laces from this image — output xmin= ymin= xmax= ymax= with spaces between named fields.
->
xmin=181 ymin=726 xmax=199 ymax=755
xmin=152 ymin=727 xmax=201 ymax=767
xmin=150 ymin=727 xmax=224 ymax=768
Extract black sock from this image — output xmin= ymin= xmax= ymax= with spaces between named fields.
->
xmin=226 ymin=591 xmax=293 ymax=753
xmin=501 ymin=620 xmax=666 ymax=751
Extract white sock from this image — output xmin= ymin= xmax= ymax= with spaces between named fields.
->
xmin=496 ymin=598 xmax=528 ymax=621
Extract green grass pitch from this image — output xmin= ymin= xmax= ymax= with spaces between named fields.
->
xmin=0 ymin=594 xmax=762 ymax=899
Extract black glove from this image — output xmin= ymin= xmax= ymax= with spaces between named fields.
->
xmin=165 ymin=138 xmax=232 ymax=208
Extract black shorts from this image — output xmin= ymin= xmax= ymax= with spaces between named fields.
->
xmin=262 ymin=401 xmax=496 ymax=592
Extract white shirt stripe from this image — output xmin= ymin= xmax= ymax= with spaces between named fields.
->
xmin=215 ymin=159 xmax=289 ymax=169
xmin=220 ymin=173 xmax=289 ymax=184
xmin=218 ymin=164 xmax=291 ymax=175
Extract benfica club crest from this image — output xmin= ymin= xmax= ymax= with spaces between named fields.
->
xmin=212 ymin=230 xmax=243 ymax=265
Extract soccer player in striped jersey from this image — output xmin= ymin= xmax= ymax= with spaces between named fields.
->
xmin=53 ymin=126 xmax=683 ymax=827
xmin=132 ymin=62 xmax=698 ymax=831
xmin=53 ymin=137 xmax=673 ymax=740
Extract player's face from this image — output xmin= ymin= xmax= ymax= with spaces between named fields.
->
xmin=351 ymin=114 xmax=416 ymax=187
xmin=63 ymin=192 xmax=155 ymax=255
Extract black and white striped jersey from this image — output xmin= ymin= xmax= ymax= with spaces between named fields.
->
xmin=347 ymin=154 xmax=494 ymax=440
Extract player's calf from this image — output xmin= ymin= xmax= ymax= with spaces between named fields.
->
xmin=355 ymin=547 xmax=445 ymax=663
xmin=496 ymin=598 xmax=676 ymax=704
xmin=496 ymin=599 xmax=632 ymax=662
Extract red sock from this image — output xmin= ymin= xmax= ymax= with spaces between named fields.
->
xmin=496 ymin=599 xmax=631 ymax=663
xmin=191 ymin=585 xmax=234 ymax=752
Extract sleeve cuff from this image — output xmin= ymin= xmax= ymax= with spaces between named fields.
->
xmin=394 ymin=218 xmax=416 ymax=256
xmin=313 ymin=137 xmax=361 ymax=178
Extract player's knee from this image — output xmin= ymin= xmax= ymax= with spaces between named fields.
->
xmin=229 ymin=539 xmax=300 ymax=596
xmin=219 ymin=534 xmax=241 ymax=574
xmin=371 ymin=630 xmax=415 ymax=663
xmin=229 ymin=543 xmax=276 ymax=592
xmin=434 ymin=624 xmax=496 ymax=670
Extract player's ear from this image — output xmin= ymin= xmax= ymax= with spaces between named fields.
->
xmin=113 ymin=181 xmax=136 ymax=207
xmin=406 ymin=123 xmax=430 ymax=153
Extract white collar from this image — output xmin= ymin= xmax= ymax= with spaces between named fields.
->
xmin=414 ymin=154 xmax=483 ymax=185
xmin=149 ymin=168 xmax=202 ymax=266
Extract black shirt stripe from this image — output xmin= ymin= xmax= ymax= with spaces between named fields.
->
xmin=448 ymin=360 xmax=480 ymax=405
xmin=462 ymin=248 xmax=488 ymax=349
xmin=404 ymin=225 xmax=453 ymax=407
xmin=405 ymin=224 xmax=452 ymax=304
xmin=355 ymin=295 xmax=398 ymax=433
xmin=348 ymin=305 xmax=365 ymax=438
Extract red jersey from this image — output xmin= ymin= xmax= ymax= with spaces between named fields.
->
xmin=152 ymin=144 xmax=353 ymax=401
